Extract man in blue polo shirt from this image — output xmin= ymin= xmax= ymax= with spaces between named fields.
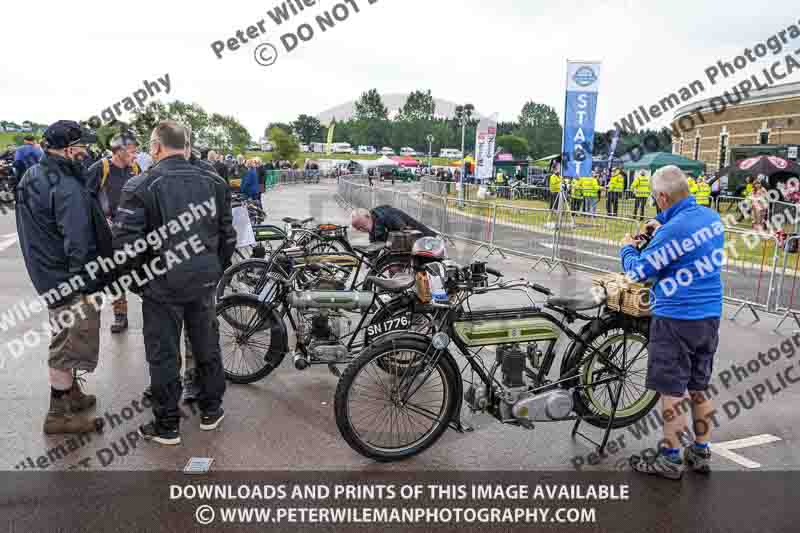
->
xmin=619 ymin=165 xmax=724 ymax=480
xmin=14 ymin=136 xmax=43 ymax=178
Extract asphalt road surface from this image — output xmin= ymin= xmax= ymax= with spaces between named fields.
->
xmin=1 ymin=180 xmax=798 ymax=474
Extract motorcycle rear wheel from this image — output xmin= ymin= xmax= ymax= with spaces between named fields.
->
xmin=571 ymin=316 xmax=658 ymax=429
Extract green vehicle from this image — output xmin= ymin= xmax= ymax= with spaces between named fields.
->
xmin=334 ymin=259 xmax=656 ymax=462
xmin=381 ymin=167 xmax=415 ymax=182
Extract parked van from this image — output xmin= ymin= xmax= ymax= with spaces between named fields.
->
xmin=332 ymin=143 xmax=354 ymax=154
xmin=439 ymin=148 xmax=462 ymax=159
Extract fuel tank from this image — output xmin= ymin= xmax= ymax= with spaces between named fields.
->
xmin=453 ymin=316 xmax=560 ymax=347
xmin=288 ymin=291 xmax=374 ymax=311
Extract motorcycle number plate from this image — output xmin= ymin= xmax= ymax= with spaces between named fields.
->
xmin=365 ymin=315 xmax=411 ymax=343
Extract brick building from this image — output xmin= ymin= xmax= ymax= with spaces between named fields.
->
xmin=671 ymin=81 xmax=800 ymax=172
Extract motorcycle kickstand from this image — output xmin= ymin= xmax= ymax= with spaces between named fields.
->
xmin=449 ymin=418 xmax=475 ymax=433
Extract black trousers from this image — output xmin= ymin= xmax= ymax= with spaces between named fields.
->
xmin=634 ymin=197 xmax=647 ymax=218
xmin=606 ymin=192 xmax=620 ymax=216
xmin=549 ymin=192 xmax=558 ymax=208
xmin=142 ymin=292 xmax=225 ymax=428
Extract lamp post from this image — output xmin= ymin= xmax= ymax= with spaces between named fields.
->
xmin=426 ymin=134 xmax=434 ymax=171
xmin=459 ymin=116 xmax=467 ymax=203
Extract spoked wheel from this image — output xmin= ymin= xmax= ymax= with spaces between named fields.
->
xmin=334 ymin=337 xmax=459 ymax=461
xmin=217 ymin=297 xmax=286 ymax=384
xmin=572 ymin=316 xmax=658 ymax=429
xmin=216 ymin=258 xmax=288 ymax=303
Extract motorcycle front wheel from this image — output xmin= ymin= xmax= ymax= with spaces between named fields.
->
xmin=334 ymin=336 xmax=459 ymax=462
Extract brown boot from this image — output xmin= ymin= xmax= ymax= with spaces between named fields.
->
xmin=43 ymin=394 xmax=103 ymax=435
xmin=68 ymin=373 xmax=96 ymax=412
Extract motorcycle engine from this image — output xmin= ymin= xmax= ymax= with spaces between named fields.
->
xmin=297 ymin=310 xmax=349 ymax=363
xmin=490 ymin=344 xmax=574 ymax=424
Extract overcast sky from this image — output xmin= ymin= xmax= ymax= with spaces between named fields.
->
xmin=1 ymin=0 xmax=798 ymax=138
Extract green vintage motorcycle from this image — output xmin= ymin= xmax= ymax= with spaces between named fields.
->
xmin=333 ymin=259 xmax=656 ymax=462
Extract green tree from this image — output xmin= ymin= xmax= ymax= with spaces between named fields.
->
xmin=399 ymin=90 xmax=435 ymax=121
xmin=166 ymin=102 xmax=209 ymax=142
xmin=497 ymin=135 xmax=529 ymax=159
xmin=292 ymin=114 xmax=322 ymax=143
xmin=269 ymin=126 xmax=300 ymax=161
xmin=204 ymin=114 xmax=252 ymax=153
xmin=516 ymin=101 xmax=563 ymax=159
xmin=354 ymin=89 xmax=388 ymax=121
xmin=265 ymin=122 xmax=293 ymax=138
xmin=130 ymin=101 xmax=170 ymax=143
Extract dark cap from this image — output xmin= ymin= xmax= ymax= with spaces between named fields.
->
xmin=43 ymin=120 xmax=97 ymax=149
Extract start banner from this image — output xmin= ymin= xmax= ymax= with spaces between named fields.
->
xmin=562 ymin=61 xmax=601 ymax=178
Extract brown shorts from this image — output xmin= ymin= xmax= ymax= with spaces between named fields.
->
xmin=48 ymin=295 xmax=101 ymax=372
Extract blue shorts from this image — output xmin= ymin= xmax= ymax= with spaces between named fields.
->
xmin=646 ymin=316 xmax=720 ymax=396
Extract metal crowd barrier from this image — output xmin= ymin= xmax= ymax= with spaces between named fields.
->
xmin=338 ymin=178 xmax=800 ymax=327
xmin=721 ymin=228 xmax=780 ymax=322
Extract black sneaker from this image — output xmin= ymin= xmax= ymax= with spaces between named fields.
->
xmin=685 ymin=445 xmax=712 ymax=474
xmin=138 ymin=421 xmax=181 ymax=445
xmin=630 ymin=453 xmax=684 ymax=480
xmin=200 ymin=409 xmax=225 ymax=431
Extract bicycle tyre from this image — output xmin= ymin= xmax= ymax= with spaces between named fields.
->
xmin=334 ymin=336 xmax=459 ymax=462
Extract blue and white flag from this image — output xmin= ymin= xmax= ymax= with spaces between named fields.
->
xmin=562 ymin=61 xmax=601 ymax=178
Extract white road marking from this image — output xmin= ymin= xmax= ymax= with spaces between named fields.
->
xmin=714 ymin=434 xmax=782 ymax=469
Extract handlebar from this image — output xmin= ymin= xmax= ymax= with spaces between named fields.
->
xmin=530 ymin=283 xmax=552 ymax=296
xmin=486 ymin=267 xmax=502 ymax=278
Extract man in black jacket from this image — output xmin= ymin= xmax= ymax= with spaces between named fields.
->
xmin=351 ymin=205 xmax=438 ymax=243
xmin=16 ymin=120 xmax=107 ymax=435
xmin=113 ymin=120 xmax=236 ymax=445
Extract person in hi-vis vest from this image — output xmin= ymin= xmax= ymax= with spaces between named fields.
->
xmin=631 ymin=170 xmax=651 ymax=219
xmin=607 ymin=168 xmax=625 ymax=216
xmin=549 ymin=173 xmax=562 ymax=209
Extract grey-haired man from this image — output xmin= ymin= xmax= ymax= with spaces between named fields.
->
xmin=86 ymin=134 xmax=141 ymax=333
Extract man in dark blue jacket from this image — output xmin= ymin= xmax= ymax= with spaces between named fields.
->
xmin=619 ymin=165 xmax=724 ymax=480
xmin=16 ymin=121 xmax=108 ymax=435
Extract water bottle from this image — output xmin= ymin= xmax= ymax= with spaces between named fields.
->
xmin=429 ymin=273 xmax=448 ymax=304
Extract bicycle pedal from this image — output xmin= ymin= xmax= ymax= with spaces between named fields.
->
xmin=328 ymin=364 xmax=341 ymax=378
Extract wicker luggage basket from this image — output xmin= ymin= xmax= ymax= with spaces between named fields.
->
xmin=592 ymin=273 xmax=652 ymax=317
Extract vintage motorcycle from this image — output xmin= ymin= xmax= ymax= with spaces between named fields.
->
xmin=215 ymin=234 xmax=443 ymax=385
xmin=333 ymin=256 xmax=656 ymax=462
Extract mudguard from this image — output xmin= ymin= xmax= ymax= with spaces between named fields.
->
xmin=216 ymin=293 xmax=289 ymax=363
xmin=365 ymin=330 xmax=464 ymax=424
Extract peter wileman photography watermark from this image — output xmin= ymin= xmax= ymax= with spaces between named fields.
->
xmin=79 ymin=74 xmax=172 ymax=130
xmin=209 ymin=0 xmax=382 ymax=67
xmin=563 ymin=18 xmax=800 ymax=169
xmin=584 ymin=176 xmax=800 ymax=312
xmin=0 ymin=198 xmax=218 ymax=369
xmin=570 ymin=334 xmax=800 ymax=470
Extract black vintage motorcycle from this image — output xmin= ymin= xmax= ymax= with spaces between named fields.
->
xmin=215 ymin=234 xmax=442 ymax=385
xmin=333 ymin=258 xmax=656 ymax=462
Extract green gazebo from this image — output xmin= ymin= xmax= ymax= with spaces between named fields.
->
xmin=623 ymin=152 xmax=706 ymax=176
